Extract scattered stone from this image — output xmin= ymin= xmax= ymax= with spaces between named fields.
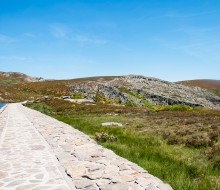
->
xmin=101 ymin=122 xmax=123 ymax=127
xmin=66 ymin=99 xmax=95 ymax=104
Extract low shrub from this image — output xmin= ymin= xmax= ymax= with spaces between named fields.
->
xmin=207 ymin=143 xmax=220 ymax=169
xmin=153 ymin=105 xmax=193 ymax=112
xmin=70 ymin=93 xmax=84 ymax=99
xmin=125 ymin=99 xmax=137 ymax=107
xmin=185 ymin=135 xmax=212 ymax=148
xmin=95 ymin=132 xmax=117 ymax=142
xmin=26 ymin=103 xmax=52 ymax=115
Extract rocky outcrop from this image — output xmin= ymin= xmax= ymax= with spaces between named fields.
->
xmin=69 ymin=75 xmax=220 ymax=109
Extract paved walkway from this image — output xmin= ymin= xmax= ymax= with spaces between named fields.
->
xmin=0 ymin=104 xmax=172 ymax=190
xmin=0 ymin=104 xmax=75 ymax=190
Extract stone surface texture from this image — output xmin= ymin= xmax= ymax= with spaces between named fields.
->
xmin=0 ymin=104 xmax=74 ymax=190
xmin=0 ymin=104 xmax=173 ymax=190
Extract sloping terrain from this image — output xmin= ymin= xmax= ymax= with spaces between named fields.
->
xmin=0 ymin=71 xmax=44 ymax=85
xmin=69 ymin=75 xmax=220 ymax=109
xmin=0 ymin=73 xmax=220 ymax=109
xmin=178 ymin=79 xmax=220 ymax=97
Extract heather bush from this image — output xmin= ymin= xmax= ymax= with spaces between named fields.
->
xmin=95 ymin=132 xmax=117 ymax=142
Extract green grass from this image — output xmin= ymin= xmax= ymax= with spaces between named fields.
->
xmin=0 ymin=79 xmax=20 ymax=85
xmin=211 ymin=90 xmax=220 ymax=97
xmin=54 ymin=115 xmax=220 ymax=190
xmin=26 ymin=101 xmax=220 ymax=190
xmin=27 ymin=102 xmax=53 ymax=115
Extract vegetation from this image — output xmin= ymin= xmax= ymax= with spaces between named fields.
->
xmin=70 ymin=93 xmax=84 ymax=99
xmin=211 ymin=90 xmax=220 ymax=97
xmin=179 ymin=79 xmax=220 ymax=97
xmin=152 ymin=105 xmax=195 ymax=112
xmin=26 ymin=99 xmax=220 ymax=190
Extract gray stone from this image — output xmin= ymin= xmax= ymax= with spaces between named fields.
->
xmin=101 ymin=122 xmax=123 ymax=127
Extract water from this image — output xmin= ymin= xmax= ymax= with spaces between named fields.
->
xmin=0 ymin=103 xmax=6 ymax=109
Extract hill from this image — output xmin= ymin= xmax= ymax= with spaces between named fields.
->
xmin=0 ymin=72 xmax=220 ymax=109
xmin=0 ymin=71 xmax=44 ymax=85
xmin=178 ymin=79 xmax=220 ymax=97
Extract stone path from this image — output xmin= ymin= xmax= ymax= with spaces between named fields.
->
xmin=0 ymin=104 xmax=75 ymax=190
xmin=0 ymin=104 xmax=173 ymax=190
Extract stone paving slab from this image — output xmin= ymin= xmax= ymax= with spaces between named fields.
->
xmin=18 ymin=103 xmax=173 ymax=190
xmin=0 ymin=104 xmax=75 ymax=190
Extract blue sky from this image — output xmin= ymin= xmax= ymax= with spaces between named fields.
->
xmin=0 ymin=0 xmax=220 ymax=81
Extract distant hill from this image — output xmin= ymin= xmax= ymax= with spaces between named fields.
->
xmin=0 ymin=71 xmax=44 ymax=85
xmin=0 ymin=72 xmax=219 ymax=109
xmin=178 ymin=80 xmax=220 ymax=97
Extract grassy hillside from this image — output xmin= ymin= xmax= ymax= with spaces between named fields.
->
xmin=0 ymin=72 xmax=39 ymax=85
xmin=0 ymin=75 xmax=120 ymax=102
xmin=178 ymin=80 xmax=220 ymax=97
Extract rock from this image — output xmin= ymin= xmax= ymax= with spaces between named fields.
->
xmin=101 ymin=122 xmax=123 ymax=127
xmin=69 ymin=75 xmax=220 ymax=109
xmin=62 ymin=96 xmax=70 ymax=99
xmin=43 ymin=96 xmax=49 ymax=100
xmin=65 ymin=99 xmax=95 ymax=104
